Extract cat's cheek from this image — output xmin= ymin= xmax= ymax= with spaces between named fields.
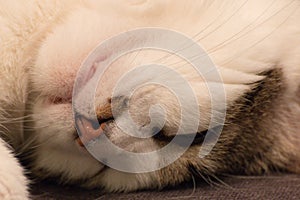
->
xmin=31 ymin=101 xmax=75 ymax=148
xmin=32 ymin=145 xmax=105 ymax=182
xmin=30 ymin=100 xmax=106 ymax=181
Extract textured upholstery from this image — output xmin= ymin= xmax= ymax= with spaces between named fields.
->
xmin=31 ymin=175 xmax=300 ymax=199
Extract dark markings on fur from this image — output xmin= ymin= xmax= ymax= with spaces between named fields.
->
xmin=18 ymin=67 xmax=296 ymax=189
xmin=217 ymin=69 xmax=285 ymax=174
xmin=158 ymin=68 xmax=288 ymax=187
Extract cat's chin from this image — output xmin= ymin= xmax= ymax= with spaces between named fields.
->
xmin=83 ymin=168 xmax=159 ymax=192
xmin=31 ymin=141 xmax=104 ymax=180
xmin=32 ymin=142 xmax=159 ymax=192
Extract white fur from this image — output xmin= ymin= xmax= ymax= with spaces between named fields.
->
xmin=0 ymin=0 xmax=299 ymax=195
xmin=0 ymin=139 xmax=28 ymax=199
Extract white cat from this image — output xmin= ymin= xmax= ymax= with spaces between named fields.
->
xmin=0 ymin=0 xmax=299 ymax=199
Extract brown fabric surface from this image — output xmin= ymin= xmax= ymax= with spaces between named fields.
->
xmin=31 ymin=175 xmax=300 ymax=200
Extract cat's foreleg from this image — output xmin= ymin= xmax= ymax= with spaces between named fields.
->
xmin=0 ymin=138 xmax=28 ymax=200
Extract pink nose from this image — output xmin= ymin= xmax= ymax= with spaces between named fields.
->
xmin=76 ymin=117 xmax=105 ymax=147
xmin=76 ymin=98 xmax=113 ymax=147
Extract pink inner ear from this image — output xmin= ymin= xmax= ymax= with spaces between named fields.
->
xmin=82 ymin=54 xmax=109 ymax=86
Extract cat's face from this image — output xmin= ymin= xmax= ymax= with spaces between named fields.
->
xmin=24 ymin=1 xmax=300 ymax=191
xmin=27 ymin=5 xmax=215 ymax=191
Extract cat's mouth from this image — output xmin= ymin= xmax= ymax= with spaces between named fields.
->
xmin=74 ymin=118 xmax=210 ymax=149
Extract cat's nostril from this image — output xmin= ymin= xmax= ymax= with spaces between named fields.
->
xmin=52 ymin=96 xmax=72 ymax=104
xmin=97 ymin=116 xmax=114 ymax=127
xmin=74 ymin=96 xmax=126 ymax=147
xmin=75 ymin=97 xmax=115 ymax=147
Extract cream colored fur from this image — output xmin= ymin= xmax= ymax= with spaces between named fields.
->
xmin=0 ymin=0 xmax=299 ymax=198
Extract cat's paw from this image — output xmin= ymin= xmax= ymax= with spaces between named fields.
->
xmin=0 ymin=139 xmax=29 ymax=200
